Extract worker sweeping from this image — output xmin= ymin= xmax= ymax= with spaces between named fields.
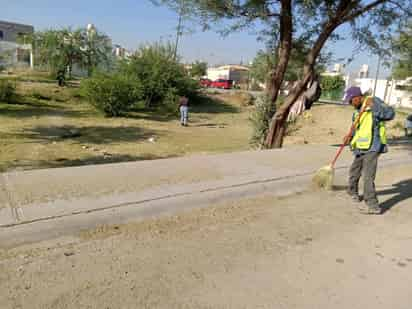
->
xmin=313 ymin=86 xmax=395 ymax=214
xmin=343 ymin=86 xmax=395 ymax=214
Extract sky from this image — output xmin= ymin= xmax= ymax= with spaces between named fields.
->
xmin=2 ymin=0 xmax=388 ymax=77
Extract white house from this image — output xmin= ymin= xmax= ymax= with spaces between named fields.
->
xmin=0 ymin=20 xmax=34 ymax=68
xmin=385 ymin=78 xmax=412 ymax=109
xmin=321 ymin=63 xmax=345 ymax=77
xmin=207 ymin=65 xmax=250 ymax=83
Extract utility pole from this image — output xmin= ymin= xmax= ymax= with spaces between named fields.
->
xmin=173 ymin=3 xmax=183 ymax=61
xmin=373 ymin=54 xmax=381 ymax=97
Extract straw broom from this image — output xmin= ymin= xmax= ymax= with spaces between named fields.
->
xmin=312 ymin=104 xmax=368 ymax=190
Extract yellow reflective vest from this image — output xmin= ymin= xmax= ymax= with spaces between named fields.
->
xmin=350 ymin=97 xmax=387 ymax=150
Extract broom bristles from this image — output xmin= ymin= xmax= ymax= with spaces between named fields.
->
xmin=312 ymin=165 xmax=335 ymax=190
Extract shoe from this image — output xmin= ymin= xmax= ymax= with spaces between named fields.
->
xmin=368 ymin=207 xmax=382 ymax=215
xmin=347 ymin=190 xmax=361 ymax=203
xmin=358 ymin=203 xmax=381 ymax=215
xmin=350 ymin=194 xmax=361 ymax=203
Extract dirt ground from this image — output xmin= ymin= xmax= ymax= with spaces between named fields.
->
xmin=284 ymin=104 xmax=409 ymax=146
xmin=1 ymin=164 xmax=412 ymax=309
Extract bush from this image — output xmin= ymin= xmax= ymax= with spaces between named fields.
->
xmin=119 ymin=42 xmax=199 ymax=108
xmin=189 ymin=61 xmax=207 ymax=78
xmin=160 ymin=87 xmax=180 ymax=115
xmin=81 ymin=73 xmax=141 ymax=117
xmin=320 ymin=75 xmax=345 ymax=100
xmin=0 ymin=79 xmax=17 ymax=103
xmin=249 ymin=94 xmax=277 ymax=148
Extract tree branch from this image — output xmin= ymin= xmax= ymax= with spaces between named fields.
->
xmin=387 ymin=0 xmax=412 ymax=15
xmin=341 ymin=0 xmax=390 ymax=23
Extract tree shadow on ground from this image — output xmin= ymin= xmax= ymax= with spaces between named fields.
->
xmin=190 ymin=123 xmax=228 ymax=128
xmin=125 ymin=110 xmax=177 ymax=122
xmin=125 ymin=95 xmax=239 ymax=122
xmin=378 ymin=179 xmax=412 ymax=214
xmin=4 ymin=153 xmax=174 ymax=172
xmin=332 ymin=185 xmax=348 ymax=191
xmin=190 ymin=96 xmax=240 ymax=114
xmin=0 ymin=101 xmax=90 ymax=119
xmin=17 ymin=125 xmax=159 ymax=144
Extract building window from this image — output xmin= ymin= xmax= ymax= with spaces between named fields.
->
xmin=0 ymin=30 xmax=4 ymax=40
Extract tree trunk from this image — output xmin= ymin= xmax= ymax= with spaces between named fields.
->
xmin=263 ymin=0 xmax=293 ymax=148
xmin=268 ymin=71 xmax=314 ymax=147
xmin=265 ymin=18 xmax=342 ymax=148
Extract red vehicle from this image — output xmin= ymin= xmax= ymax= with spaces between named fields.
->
xmin=211 ymin=79 xmax=233 ymax=89
xmin=199 ymin=78 xmax=212 ymax=88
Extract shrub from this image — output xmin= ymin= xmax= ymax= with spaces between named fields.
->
xmin=320 ymin=75 xmax=346 ymax=100
xmin=0 ymin=79 xmax=17 ymax=103
xmin=81 ymin=73 xmax=141 ymax=117
xmin=189 ymin=61 xmax=207 ymax=78
xmin=119 ymin=42 xmax=199 ymax=108
xmin=160 ymin=87 xmax=180 ymax=115
xmin=250 ymin=94 xmax=277 ymax=148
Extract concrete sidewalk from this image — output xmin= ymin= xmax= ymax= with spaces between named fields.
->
xmin=0 ymin=145 xmax=411 ymax=246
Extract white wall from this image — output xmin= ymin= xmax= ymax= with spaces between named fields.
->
xmin=0 ymin=41 xmax=33 ymax=68
xmin=353 ymin=78 xmax=388 ymax=99
xmin=207 ymin=68 xmax=230 ymax=81
xmin=350 ymin=78 xmax=412 ymax=109
xmin=386 ymin=80 xmax=412 ymax=109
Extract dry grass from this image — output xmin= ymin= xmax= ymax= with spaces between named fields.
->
xmin=284 ymin=103 xmax=411 ymax=146
xmin=1 ymin=80 xmax=410 ymax=173
xmin=0 ymin=81 xmax=253 ymax=172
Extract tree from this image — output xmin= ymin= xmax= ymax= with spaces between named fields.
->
xmin=60 ymin=28 xmax=85 ymax=78
xmin=119 ymin=42 xmax=199 ymax=108
xmin=31 ymin=26 xmax=113 ymax=78
xmin=31 ymin=30 xmax=66 ymax=75
xmin=155 ymin=0 xmax=412 ymax=148
xmin=151 ymin=0 xmax=196 ymax=59
xmin=320 ymin=75 xmax=346 ymax=100
xmin=33 ymin=28 xmax=84 ymax=78
xmin=392 ymin=22 xmax=412 ymax=80
xmin=82 ymin=26 xmax=113 ymax=77
xmin=251 ymin=39 xmax=329 ymax=86
xmin=190 ymin=60 xmax=208 ymax=77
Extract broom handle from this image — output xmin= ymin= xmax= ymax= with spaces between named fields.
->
xmin=330 ymin=105 xmax=368 ymax=168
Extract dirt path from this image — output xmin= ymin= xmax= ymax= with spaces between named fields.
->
xmin=1 ymin=165 xmax=412 ymax=309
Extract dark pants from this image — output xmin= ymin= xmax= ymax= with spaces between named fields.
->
xmin=348 ymin=152 xmax=379 ymax=207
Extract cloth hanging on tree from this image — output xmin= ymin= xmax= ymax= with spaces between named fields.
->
xmin=287 ymin=95 xmax=306 ymax=122
xmin=287 ymin=76 xmax=321 ymax=122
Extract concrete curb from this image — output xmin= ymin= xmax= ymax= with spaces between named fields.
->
xmin=0 ymin=152 xmax=411 ymax=248
xmin=1 ymin=151 xmax=411 ymax=228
